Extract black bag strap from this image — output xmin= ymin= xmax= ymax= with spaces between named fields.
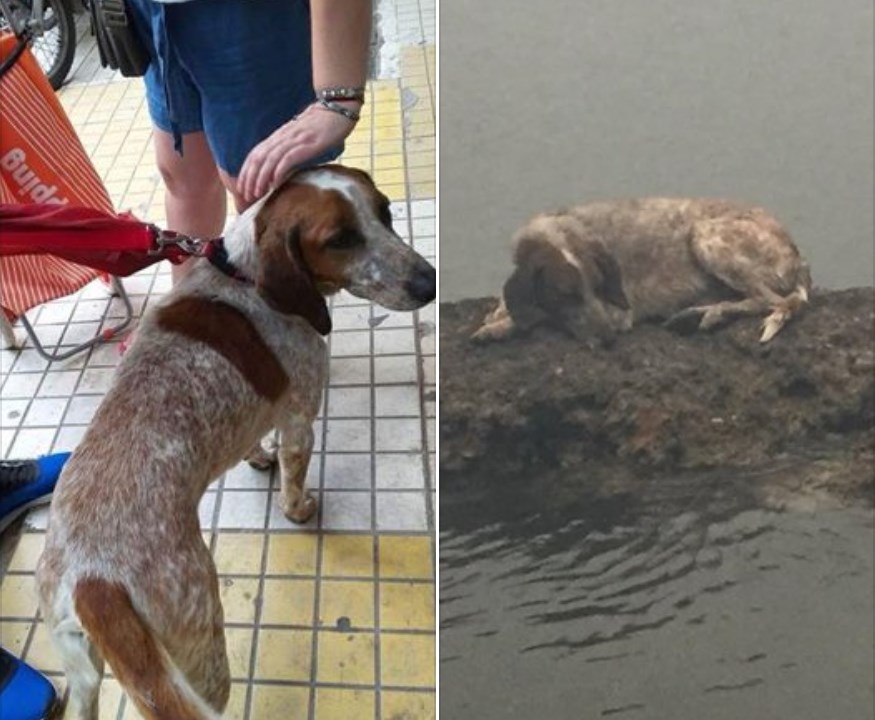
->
xmin=0 ymin=32 xmax=30 ymax=80
xmin=89 ymin=0 xmax=149 ymax=78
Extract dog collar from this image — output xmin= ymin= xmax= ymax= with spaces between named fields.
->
xmin=204 ymin=239 xmax=249 ymax=282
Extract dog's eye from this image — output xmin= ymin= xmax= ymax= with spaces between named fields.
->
xmin=324 ymin=230 xmax=365 ymax=251
xmin=377 ymin=203 xmax=393 ymax=228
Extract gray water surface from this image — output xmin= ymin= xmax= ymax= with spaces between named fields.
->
xmin=440 ymin=0 xmax=874 ymax=300
xmin=440 ymin=472 xmax=874 ymax=719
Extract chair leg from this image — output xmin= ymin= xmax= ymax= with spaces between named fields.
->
xmin=1 ymin=314 xmax=19 ymax=350
xmin=19 ymin=277 xmax=135 ymax=363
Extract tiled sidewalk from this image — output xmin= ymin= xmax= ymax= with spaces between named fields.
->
xmin=0 ymin=2 xmax=436 ymax=718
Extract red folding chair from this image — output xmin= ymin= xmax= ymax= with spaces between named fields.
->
xmin=0 ymin=31 xmax=135 ymax=361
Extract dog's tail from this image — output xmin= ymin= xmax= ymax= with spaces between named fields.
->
xmin=760 ymin=262 xmax=812 ymax=343
xmin=74 ymin=578 xmax=222 ymax=720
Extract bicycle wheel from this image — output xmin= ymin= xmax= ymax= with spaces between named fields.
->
xmin=0 ymin=0 xmax=76 ymax=89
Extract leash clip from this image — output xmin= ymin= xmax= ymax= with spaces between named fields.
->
xmin=149 ymin=226 xmax=210 ymax=257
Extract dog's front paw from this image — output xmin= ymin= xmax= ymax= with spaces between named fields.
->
xmin=664 ymin=307 xmax=704 ymax=335
xmin=470 ymin=324 xmax=497 ymax=342
xmin=283 ymin=492 xmax=318 ymax=524
xmin=471 ymin=318 xmax=516 ymax=342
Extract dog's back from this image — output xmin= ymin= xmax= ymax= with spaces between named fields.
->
xmin=562 ymin=198 xmax=804 ymax=322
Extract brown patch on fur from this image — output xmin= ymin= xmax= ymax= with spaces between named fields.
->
xmin=157 ymin=297 xmax=289 ymax=401
xmin=74 ymin=579 xmax=207 ymax=720
xmin=254 ymin=176 xmax=384 ymax=333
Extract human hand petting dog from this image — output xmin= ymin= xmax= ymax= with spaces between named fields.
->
xmin=237 ymin=101 xmax=360 ymax=203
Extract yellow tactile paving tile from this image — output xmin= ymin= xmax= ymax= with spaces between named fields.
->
xmin=374 ymin=153 xmax=405 ymax=170
xmin=260 ymin=578 xmax=317 ymax=626
xmin=319 ymin=580 xmax=375 ymax=629
xmin=321 ymin=534 xmax=375 ymax=578
xmin=219 ymin=576 xmax=261 ymax=625
xmin=225 ymin=682 xmax=251 ymax=720
xmin=315 ymin=687 xmax=376 ymax=720
xmin=250 ymin=684 xmax=310 ymax=720
xmin=382 ymin=690 xmax=437 ymax=720
xmin=380 ymin=582 xmax=435 ymax=630
xmin=226 ymin=626 xmax=257 ymax=680
xmin=266 ymin=533 xmax=319 ymax=575
xmin=379 ymin=536 xmax=433 ymax=579
xmin=213 ymin=532 xmax=266 ymax=575
xmin=316 ymin=631 xmax=376 ymax=685
xmin=253 ymin=627 xmax=313 ymax=681
xmin=380 ymin=634 xmax=435 ymax=688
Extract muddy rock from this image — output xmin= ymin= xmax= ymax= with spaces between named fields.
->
xmin=440 ymin=288 xmax=875 ymax=506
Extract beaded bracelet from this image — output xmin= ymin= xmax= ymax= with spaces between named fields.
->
xmin=317 ymin=86 xmax=366 ymax=103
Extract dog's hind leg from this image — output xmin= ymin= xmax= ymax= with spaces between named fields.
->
xmin=689 ymin=217 xmax=810 ymax=341
xmin=666 ymin=296 xmax=771 ymax=333
xmin=245 ymin=436 xmax=278 ymax=470
xmin=757 ymin=279 xmax=810 ymax=342
xmin=277 ymin=413 xmax=317 ymax=523
xmin=173 ymin=614 xmax=231 ymax=714
xmin=54 ymin=621 xmax=104 ymax=720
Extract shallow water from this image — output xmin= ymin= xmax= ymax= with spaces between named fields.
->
xmin=440 ymin=471 xmax=874 ymax=719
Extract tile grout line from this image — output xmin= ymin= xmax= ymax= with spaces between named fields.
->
xmin=240 ymin=455 xmax=275 ymax=720
xmin=1 ymin=570 xmax=432 ymax=586
xmin=398 ymin=40 xmax=436 ymax=551
xmin=369 ymin=85 xmax=384 ymax=719
xmin=370 ymin=292 xmax=384 ymax=720
xmin=401 ymin=24 xmax=437 ymax=708
xmin=306 ymin=299 xmax=335 ymax=720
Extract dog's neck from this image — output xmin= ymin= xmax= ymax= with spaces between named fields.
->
xmin=215 ymin=195 xmax=271 ymax=282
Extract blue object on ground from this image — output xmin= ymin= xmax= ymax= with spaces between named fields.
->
xmin=0 ymin=646 xmax=58 ymax=720
xmin=0 ymin=452 xmax=71 ymax=535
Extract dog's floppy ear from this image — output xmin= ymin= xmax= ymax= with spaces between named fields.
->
xmin=256 ymin=225 xmax=332 ymax=335
xmin=505 ymin=236 xmax=582 ymax=328
xmin=502 ymin=264 xmax=547 ymax=330
xmin=584 ymin=241 xmax=630 ymax=310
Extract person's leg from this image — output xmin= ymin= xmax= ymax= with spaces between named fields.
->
xmin=153 ymin=129 xmax=227 ymax=283
xmin=127 ymin=0 xmax=228 ymax=284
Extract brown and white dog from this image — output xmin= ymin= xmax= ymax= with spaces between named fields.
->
xmin=473 ymin=198 xmax=811 ymax=344
xmin=35 ymin=165 xmax=435 ymax=720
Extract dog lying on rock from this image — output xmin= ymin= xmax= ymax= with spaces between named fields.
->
xmin=472 ymin=198 xmax=811 ymax=344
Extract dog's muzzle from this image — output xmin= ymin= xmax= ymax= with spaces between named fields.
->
xmin=405 ymin=264 xmax=437 ymax=305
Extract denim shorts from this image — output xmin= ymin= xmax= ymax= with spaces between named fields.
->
xmin=128 ymin=0 xmax=341 ymax=176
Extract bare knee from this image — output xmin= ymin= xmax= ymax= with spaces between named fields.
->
xmin=158 ymin=158 xmax=224 ymax=203
xmin=153 ymin=130 xmax=224 ymax=203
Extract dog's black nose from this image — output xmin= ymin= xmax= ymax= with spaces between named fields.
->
xmin=406 ymin=265 xmax=436 ymax=304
